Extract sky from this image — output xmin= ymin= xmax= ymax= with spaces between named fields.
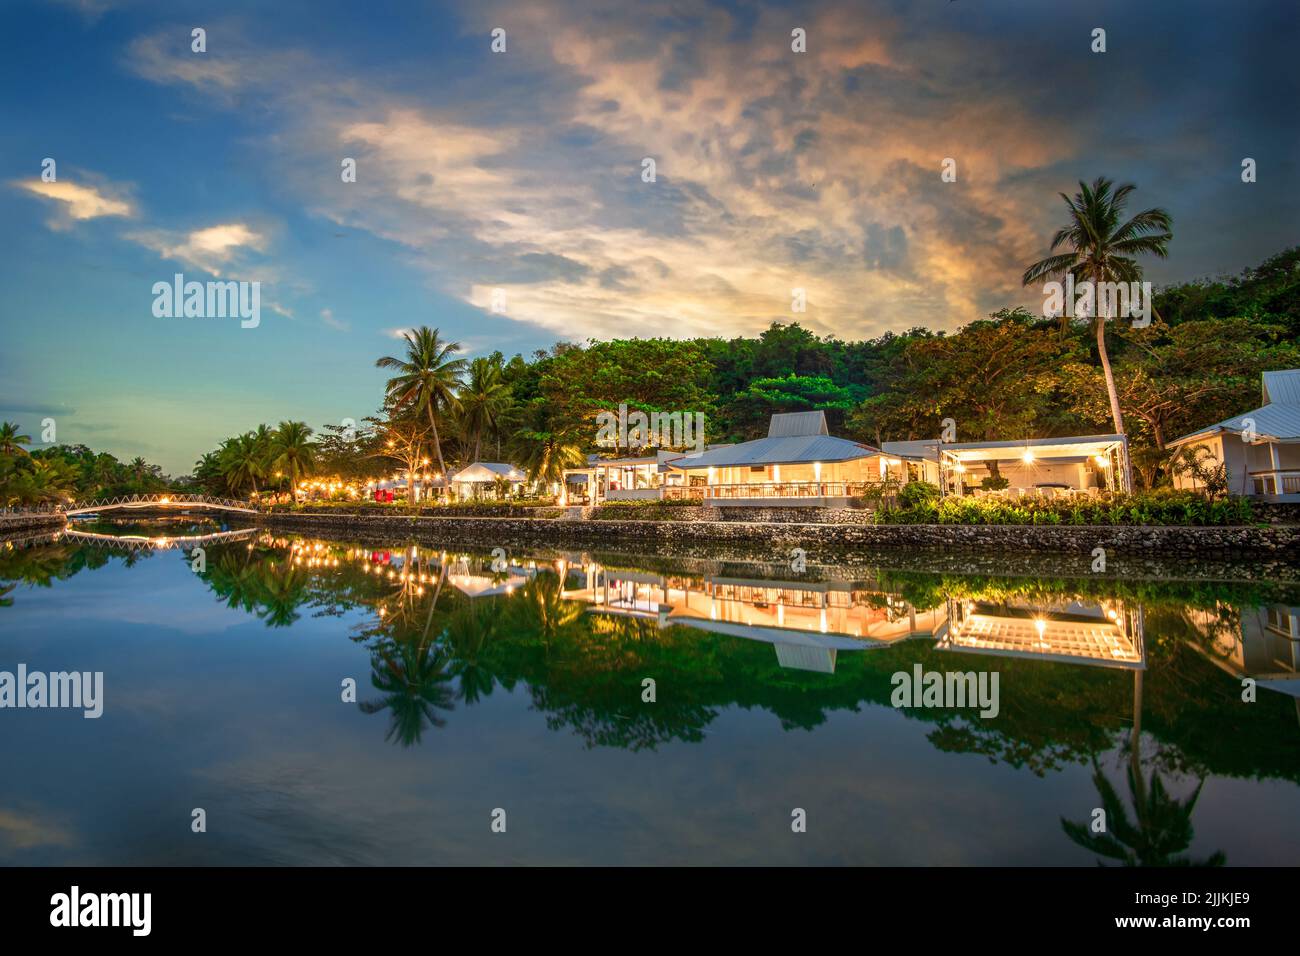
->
xmin=1 ymin=0 xmax=1296 ymax=474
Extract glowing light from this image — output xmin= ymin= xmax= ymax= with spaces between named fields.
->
xmin=1021 ymin=449 xmax=1035 ymax=463
xmin=1095 ymin=455 xmax=1111 ymax=468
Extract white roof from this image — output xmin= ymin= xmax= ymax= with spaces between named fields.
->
xmin=882 ymin=439 xmax=942 ymax=462
xmin=1171 ymin=369 xmax=1300 ymax=445
xmin=940 ymin=434 xmax=1126 ymax=463
xmin=452 ymin=462 xmax=526 ymax=482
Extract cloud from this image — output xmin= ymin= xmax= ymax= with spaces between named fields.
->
xmin=126 ymin=221 xmax=267 ymax=276
xmin=320 ymin=308 xmax=349 ymax=332
xmin=116 ymin=4 xmax=1185 ymax=340
xmin=14 ymin=177 xmax=134 ymax=226
xmin=0 ymin=807 xmax=75 ymax=853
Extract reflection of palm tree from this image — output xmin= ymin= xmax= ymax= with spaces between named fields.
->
xmin=1062 ymin=761 xmax=1225 ymax=866
xmin=444 ymin=601 xmax=502 ymax=704
xmin=504 ymin=571 xmax=584 ymax=650
xmin=359 ymin=638 xmax=456 ymax=746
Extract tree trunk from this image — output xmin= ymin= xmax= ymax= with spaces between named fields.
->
xmin=1095 ymin=267 xmax=1134 ymax=492
xmin=427 ymin=405 xmax=447 ymax=478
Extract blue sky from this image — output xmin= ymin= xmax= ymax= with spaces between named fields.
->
xmin=1 ymin=0 xmax=1296 ymax=473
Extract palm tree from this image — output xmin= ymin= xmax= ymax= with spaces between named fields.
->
xmin=0 ymin=422 xmax=32 ymax=457
xmin=510 ymin=399 xmax=586 ymax=491
xmin=376 ymin=327 xmax=467 ymax=478
xmin=220 ymin=433 xmax=267 ymax=495
xmin=1022 ymin=177 xmax=1172 ymax=486
xmin=269 ymin=421 xmax=317 ymax=501
xmin=457 ymin=356 xmax=511 ymax=462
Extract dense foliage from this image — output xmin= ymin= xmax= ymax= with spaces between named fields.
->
xmin=878 ymin=489 xmax=1255 ymax=526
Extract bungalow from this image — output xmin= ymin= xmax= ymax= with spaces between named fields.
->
xmin=665 ymin=410 xmax=915 ymax=506
xmin=449 ymin=462 xmax=527 ymax=500
xmin=1167 ymin=369 xmax=1300 ymax=501
xmin=562 ymin=450 xmax=694 ymax=504
xmin=895 ymin=434 xmax=1131 ymax=498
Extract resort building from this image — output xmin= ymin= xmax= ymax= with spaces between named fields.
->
xmin=898 ymin=434 xmax=1131 ymax=498
xmin=1167 ymin=369 xmax=1300 ymax=500
xmin=562 ymin=450 xmax=694 ymax=504
xmin=449 ymin=462 xmax=527 ymax=500
xmin=665 ymin=410 xmax=921 ymax=507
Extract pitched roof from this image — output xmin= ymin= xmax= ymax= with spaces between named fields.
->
xmin=1170 ymin=368 xmax=1300 ymax=445
xmin=767 ymin=410 xmax=829 ymax=438
xmin=667 ymin=433 xmax=880 ymax=469
xmin=452 ymin=462 xmax=526 ymax=482
xmin=1263 ymin=369 xmax=1300 ymax=405
xmin=882 ymin=439 xmax=943 ymax=462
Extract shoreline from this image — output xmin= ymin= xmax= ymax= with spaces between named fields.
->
xmin=7 ymin=509 xmax=1297 ymax=575
xmin=251 ymin=509 xmax=1300 ymax=562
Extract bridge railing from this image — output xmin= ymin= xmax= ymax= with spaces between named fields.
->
xmin=2 ymin=493 xmax=260 ymax=516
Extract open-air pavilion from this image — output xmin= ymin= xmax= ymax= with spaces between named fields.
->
xmin=936 ymin=434 xmax=1131 ymax=499
xmin=449 ymin=462 xmax=527 ymax=500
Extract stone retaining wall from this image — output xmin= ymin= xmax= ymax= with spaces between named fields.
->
xmin=715 ymin=506 xmax=876 ymax=524
xmin=258 ymin=510 xmax=1299 ymax=558
xmin=0 ymin=513 xmax=66 ymax=534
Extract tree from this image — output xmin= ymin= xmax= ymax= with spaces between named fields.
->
xmin=220 ymin=432 xmax=267 ymax=495
xmin=376 ymin=327 xmax=467 ymax=478
xmin=847 ymin=309 xmax=1079 ymax=458
xmin=1023 ymin=177 xmax=1173 ymax=484
xmin=510 ymin=398 xmax=586 ymax=489
xmin=269 ymin=421 xmax=317 ymax=501
xmin=0 ymin=422 xmax=31 ymax=457
xmin=458 ymin=355 xmax=512 ymax=462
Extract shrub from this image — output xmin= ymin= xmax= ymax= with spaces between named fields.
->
xmin=897 ymin=481 xmax=940 ymax=509
xmin=877 ymin=490 xmax=1253 ymax=526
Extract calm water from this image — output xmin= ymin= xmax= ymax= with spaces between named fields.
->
xmin=2 ymin=516 xmax=1298 ymax=866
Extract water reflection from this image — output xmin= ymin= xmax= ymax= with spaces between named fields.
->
xmin=2 ymin=524 xmax=1298 ymax=864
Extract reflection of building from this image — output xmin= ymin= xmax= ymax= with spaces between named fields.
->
xmin=940 ymin=598 xmax=1145 ymax=669
xmin=446 ymin=556 xmax=536 ymax=597
xmin=1185 ymin=604 xmax=1300 ymax=698
xmin=558 ymin=560 xmax=946 ymax=673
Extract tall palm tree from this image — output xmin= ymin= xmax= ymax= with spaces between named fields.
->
xmin=1022 ymin=177 xmax=1172 ymax=487
xmin=457 ymin=356 xmax=511 ymax=462
xmin=221 ymin=433 xmax=267 ymax=495
xmin=376 ymin=327 xmax=467 ymax=478
xmin=510 ymin=399 xmax=586 ymax=491
xmin=269 ymin=421 xmax=317 ymax=501
xmin=0 ymin=422 xmax=32 ymax=457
